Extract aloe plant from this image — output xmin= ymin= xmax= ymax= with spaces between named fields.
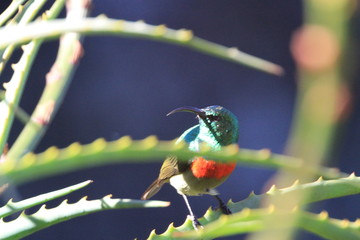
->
xmin=0 ymin=0 xmax=358 ymax=239
xmin=0 ymin=180 xmax=169 ymax=240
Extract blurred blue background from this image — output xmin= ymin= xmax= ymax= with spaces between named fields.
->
xmin=1 ymin=0 xmax=360 ymax=239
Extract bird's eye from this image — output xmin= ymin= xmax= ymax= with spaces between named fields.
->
xmin=207 ymin=115 xmax=220 ymax=121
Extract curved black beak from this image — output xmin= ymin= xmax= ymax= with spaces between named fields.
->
xmin=167 ymin=106 xmax=206 ymax=119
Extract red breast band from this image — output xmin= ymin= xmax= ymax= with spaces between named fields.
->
xmin=190 ymin=157 xmax=236 ymax=179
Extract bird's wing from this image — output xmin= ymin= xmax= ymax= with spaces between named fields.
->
xmin=141 ymin=156 xmax=179 ymax=200
xmin=158 ymin=125 xmax=200 ymax=181
xmin=158 ymin=156 xmax=180 ymax=180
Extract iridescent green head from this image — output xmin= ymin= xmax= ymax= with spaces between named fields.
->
xmin=167 ymin=105 xmax=239 ymax=146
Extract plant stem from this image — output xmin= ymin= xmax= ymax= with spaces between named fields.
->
xmin=7 ymin=0 xmax=90 ymax=160
xmin=0 ymin=0 xmax=28 ymax=27
xmin=0 ymin=0 xmax=64 ymax=76
xmin=248 ymin=1 xmax=352 ymax=240
xmin=0 ymin=0 xmax=67 ymax=156
xmin=0 ymin=40 xmax=42 ymax=156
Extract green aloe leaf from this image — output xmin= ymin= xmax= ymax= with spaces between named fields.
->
xmin=1 ymin=137 xmax=345 ymax=185
xmin=0 ymin=180 xmax=92 ymax=218
xmin=0 ymin=194 xmax=169 ymax=240
xmin=146 ymin=174 xmax=360 ymax=239
xmin=0 ymin=17 xmax=283 ymax=75
xmin=172 ymin=209 xmax=360 ymax=240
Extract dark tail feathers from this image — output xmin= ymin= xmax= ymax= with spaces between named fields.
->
xmin=141 ymin=179 xmax=165 ymax=200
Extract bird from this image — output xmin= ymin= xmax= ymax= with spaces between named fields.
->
xmin=141 ymin=105 xmax=239 ymax=229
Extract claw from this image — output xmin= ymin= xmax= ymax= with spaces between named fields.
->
xmin=188 ymin=215 xmax=203 ymax=230
xmin=220 ymin=205 xmax=232 ymax=215
xmin=214 ymin=195 xmax=232 ymax=215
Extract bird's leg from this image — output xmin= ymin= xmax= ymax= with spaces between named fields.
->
xmin=182 ymin=195 xmax=203 ymax=230
xmin=214 ymin=195 xmax=231 ymax=215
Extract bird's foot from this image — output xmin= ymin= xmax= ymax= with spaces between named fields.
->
xmin=219 ymin=204 xmax=232 ymax=215
xmin=187 ymin=215 xmax=203 ymax=230
xmin=213 ymin=195 xmax=232 ymax=215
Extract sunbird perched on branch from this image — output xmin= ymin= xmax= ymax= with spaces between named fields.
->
xmin=141 ymin=105 xmax=239 ymax=229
